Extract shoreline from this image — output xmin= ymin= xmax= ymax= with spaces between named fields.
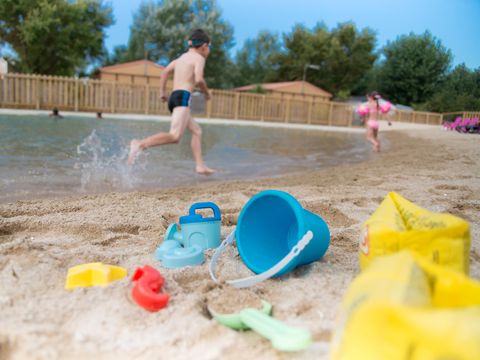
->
xmin=0 ymin=107 xmax=436 ymax=133
xmin=1 ymin=127 xmax=479 ymax=359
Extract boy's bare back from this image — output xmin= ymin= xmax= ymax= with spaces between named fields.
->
xmin=171 ymin=52 xmax=206 ymax=92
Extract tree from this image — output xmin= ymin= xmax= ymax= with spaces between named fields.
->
xmin=274 ymin=24 xmax=330 ymax=89
xmin=125 ymin=0 xmax=234 ymax=88
xmin=273 ymin=23 xmax=377 ymax=96
xmin=420 ymin=64 xmax=480 ymax=112
xmin=377 ymin=31 xmax=452 ymax=105
xmin=0 ymin=0 xmax=113 ymax=76
xmin=351 ymin=62 xmax=382 ymax=96
xmin=105 ymin=45 xmax=129 ymax=65
xmin=232 ymin=31 xmax=281 ymax=87
xmin=327 ymin=23 xmax=378 ymax=96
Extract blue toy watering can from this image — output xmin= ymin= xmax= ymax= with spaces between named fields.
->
xmin=156 ymin=202 xmax=221 ymax=268
xmin=209 ymin=190 xmax=330 ymax=288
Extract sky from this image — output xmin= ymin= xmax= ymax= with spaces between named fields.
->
xmin=106 ymin=0 xmax=480 ymax=69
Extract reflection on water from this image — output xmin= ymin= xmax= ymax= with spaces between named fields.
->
xmin=0 ymin=114 xmax=373 ymax=202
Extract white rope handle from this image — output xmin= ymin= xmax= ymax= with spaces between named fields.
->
xmin=209 ymin=229 xmax=313 ymax=288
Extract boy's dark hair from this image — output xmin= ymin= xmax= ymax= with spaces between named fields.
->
xmin=189 ymin=29 xmax=210 ymax=48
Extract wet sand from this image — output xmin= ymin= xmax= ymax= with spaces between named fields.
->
xmin=1 ymin=126 xmax=479 ymax=360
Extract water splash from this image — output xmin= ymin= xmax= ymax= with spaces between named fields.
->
xmin=75 ymin=130 xmax=141 ymax=192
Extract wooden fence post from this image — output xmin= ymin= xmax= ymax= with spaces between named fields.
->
xmin=0 ymin=74 xmax=6 ymax=108
xmin=0 ymin=75 xmax=3 ymax=108
xmin=307 ymin=98 xmax=313 ymax=124
xmin=111 ymin=82 xmax=116 ymax=113
xmin=285 ymin=98 xmax=290 ymax=123
xmin=234 ymin=92 xmax=240 ymax=119
xmin=74 ymin=79 xmax=79 ymax=112
xmin=206 ymin=91 xmax=212 ymax=118
xmin=327 ymin=102 xmax=333 ymax=126
xmin=35 ymin=76 xmax=41 ymax=110
xmin=93 ymin=82 xmax=99 ymax=111
xmin=47 ymin=76 xmax=52 ymax=108
xmin=145 ymin=84 xmax=150 ymax=114
xmin=261 ymin=95 xmax=266 ymax=121
xmin=14 ymin=75 xmax=18 ymax=107
xmin=347 ymin=107 xmax=353 ymax=127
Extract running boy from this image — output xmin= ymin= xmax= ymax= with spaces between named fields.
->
xmin=127 ymin=29 xmax=215 ymax=175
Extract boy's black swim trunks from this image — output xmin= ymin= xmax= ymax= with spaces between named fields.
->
xmin=168 ymin=90 xmax=191 ymax=113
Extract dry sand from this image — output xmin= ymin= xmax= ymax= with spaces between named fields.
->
xmin=1 ymin=126 xmax=479 ymax=360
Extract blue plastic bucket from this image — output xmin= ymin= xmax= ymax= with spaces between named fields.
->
xmin=236 ymin=190 xmax=330 ymax=276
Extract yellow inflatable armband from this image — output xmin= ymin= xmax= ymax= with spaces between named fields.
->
xmin=332 ymin=302 xmax=480 ymax=360
xmin=331 ymin=251 xmax=480 ymax=360
xmin=360 ymin=192 xmax=470 ymax=273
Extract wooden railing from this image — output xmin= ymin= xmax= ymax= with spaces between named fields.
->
xmin=0 ymin=73 xmax=443 ymax=126
xmin=442 ymin=111 xmax=480 ymax=122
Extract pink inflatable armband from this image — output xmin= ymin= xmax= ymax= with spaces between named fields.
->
xmin=380 ymin=101 xmax=392 ymax=114
xmin=356 ymin=104 xmax=369 ymax=116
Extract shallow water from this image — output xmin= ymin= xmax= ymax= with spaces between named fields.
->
xmin=0 ymin=114 xmax=373 ymax=202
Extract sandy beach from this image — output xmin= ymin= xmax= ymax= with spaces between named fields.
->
xmin=1 ymin=126 xmax=479 ymax=360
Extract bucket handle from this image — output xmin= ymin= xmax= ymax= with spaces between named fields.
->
xmin=209 ymin=229 xmax=313 ymax=288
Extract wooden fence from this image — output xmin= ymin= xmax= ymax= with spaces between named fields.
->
xmin=0 ymin=73 xmax=443 ymax=126
xmin=442 ymin=111 xmax=480 ymax=122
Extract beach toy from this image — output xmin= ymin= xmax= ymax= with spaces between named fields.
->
xmin=379 ymin=100 xmax=392 ymax=113
xmin=209 ymin=190 xmax=330 ymax=288
xmin=360 ymin=192 xmax=471 ymax=274
xmin=155 ymin=202 xmax=221 ymax=268
xmin=356 ymin=104 xmax=369 ymax=116
xmin=208 ymin=300 xmax=312 ymax=352
xmin=331 ymin=251 xmax=480 ymax=360
xmin=65 ymin=262 xmax=127 ymax=290
xmin=179 ymin=202 xmax=221 ymax=249
xmin=131 ymin=265 xmax=170 ymax=312
xmin=211 ymin=300 xmax=272 ymax=330
xmin=207 ymin=292 xmax=312 ymax=351
xmin=357 ymin=100 xmax=395 ymax=116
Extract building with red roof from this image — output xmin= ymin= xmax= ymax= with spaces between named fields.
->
xmin=234 ymin=81 xmax=332 ymax=101
xmin=98 ymin=60 xmax=166 ymax=85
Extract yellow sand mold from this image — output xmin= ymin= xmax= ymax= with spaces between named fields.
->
xmin=65 ymin=262 xmax=127 ymax=289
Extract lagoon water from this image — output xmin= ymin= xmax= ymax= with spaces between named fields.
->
xmin=0 ymin=114 xmax=373 ymax=202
